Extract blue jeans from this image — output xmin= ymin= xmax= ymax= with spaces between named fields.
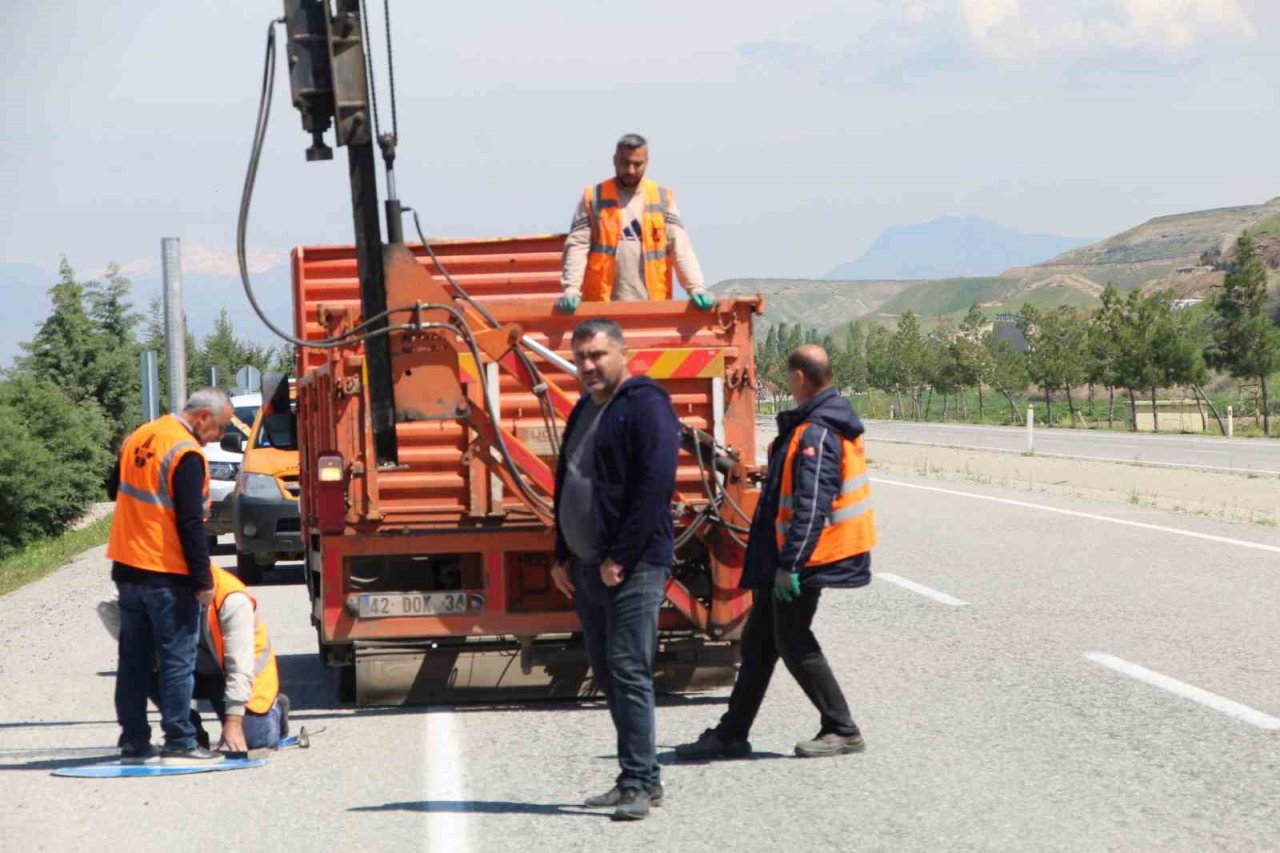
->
xmin=191 ymin=673 xmax=282 ymax=750
xmin=573 ymin=559 xmax=669 ymax=790
xmin=115 ymin=581 xmax=200 ymax=751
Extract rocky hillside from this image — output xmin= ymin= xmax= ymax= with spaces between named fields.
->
xmin=713 ymin=197 xmax=1280 ymax=332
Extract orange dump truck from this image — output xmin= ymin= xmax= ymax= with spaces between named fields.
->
xmin=288 ymin=234 xmax=763 ymax=703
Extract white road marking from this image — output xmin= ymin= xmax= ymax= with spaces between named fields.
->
xmin=861 ymin=419 xmax=1260 ymax=450
xmin=1085 ymin=653 xmax=1280 ymax=731
xmin=425 ymin=711 xmax=470 ymax=853
xmin=866 ymin=438 xmax=1280 ymax=477
xmin=877 ymin=573 xmax=969 ymax=606
xmin=873 ymin=478 xmax=1280 ymax=555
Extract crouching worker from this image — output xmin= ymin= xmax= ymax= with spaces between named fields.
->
xmin=98 ymin=564 xmax=289 ymax=754
xmin=195 ymin=565 xmax=288 ymax=752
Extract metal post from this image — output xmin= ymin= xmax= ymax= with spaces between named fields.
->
xmin=1227 ymin=405 xmax=1234 ymax=438
xmin=1026 ymin=404 xmax=1035 ymax=454
xmin=140 ymin=350 xmax=160 ymax=422
xmin=161 ymin=238 xmax=187 ymax=413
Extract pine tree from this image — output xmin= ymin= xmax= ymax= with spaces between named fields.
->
xmin=1208 ymin=235 xmax=1280 ymax=435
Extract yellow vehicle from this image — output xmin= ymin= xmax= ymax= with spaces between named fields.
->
xmin=222 ymin=377 xmax=300 ymax=584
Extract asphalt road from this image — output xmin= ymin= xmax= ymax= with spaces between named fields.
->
xmin=843 ymin=419 xmax=1280 ymax=477
xmin=3 ymin=476 xmax=1280 ymax=850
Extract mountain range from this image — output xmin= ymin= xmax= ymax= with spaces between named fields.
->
xmin=824 ymin=216 xmax=1088 ymax=280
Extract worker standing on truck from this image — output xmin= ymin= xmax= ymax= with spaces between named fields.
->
xmin=549 ymin=318 xmax=681 ymax=821
xmin=106 ymin=388 xmax=232 ymax=766
xmin=556 ymin=133 xmax=714 ymax=313
xmin=96 ymin=564 xmax=290 ymax=753
xmin=674 ymin=345 xmax=877 ymax=761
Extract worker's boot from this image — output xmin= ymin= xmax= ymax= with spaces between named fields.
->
xmin=794 ymin=730 xmax=865 ymax=758
xmin=276 ymin=693 xmax=291 ymax=740
xmin=161 ymin=746 xmax=225 ymax=766
xmin=119 ymin=743 xmax=159 ymax=765
xmin=673 ymin=727 xmax=752 ymax=761
xmin=611 ymin=788 xmax=652 ymax=822
xmin=585 ymin=782 xmax=663 ymax=808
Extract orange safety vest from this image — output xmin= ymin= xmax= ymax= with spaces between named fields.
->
xmin=107 ymin=414 xmax=210 ymax=576
xmin=207 ymin=566 xmax=280 ymax=715
xmin=775 ymin=425 xmax=876 ymax=567
xmin=581 ymin=177 xmax=674 ymax=301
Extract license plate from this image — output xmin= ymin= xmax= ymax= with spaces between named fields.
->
xmin=358 ymin=592 xmax=472 ymax=618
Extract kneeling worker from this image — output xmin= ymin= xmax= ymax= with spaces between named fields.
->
xmin=196 ymin=564 xmax=288 ymax=752
xmin=99 ymin=563 xmax=288 ymax=753
xmin=557 ymin=133 xmax=714 ymax=313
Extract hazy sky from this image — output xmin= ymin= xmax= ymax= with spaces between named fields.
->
xmin=3 ymin=0 xmax=1277 ymax=285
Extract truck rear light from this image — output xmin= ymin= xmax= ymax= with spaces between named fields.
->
xmin=316 ymin=452 xmax=346 ymax=533
xmin=317 ymin=455 xmax=344 ymax=482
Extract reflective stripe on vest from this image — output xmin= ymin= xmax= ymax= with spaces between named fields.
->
xmin=775 ymin=423 xmax=877 ymax=567
xmin=581 ymin=177 xmax=674 ymax=301
xmin=106 ymin=414 xmax=210 ymax=576
xmin=207 ymin=566 xmax=280 ymax=715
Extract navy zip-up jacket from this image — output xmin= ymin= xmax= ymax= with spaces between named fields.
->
xmin=741 ymin=388 xmax=872 ymax=590
xmin=554 ymin=376 xmax=680 ymax=572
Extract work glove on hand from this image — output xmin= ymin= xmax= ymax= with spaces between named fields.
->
xmin=690 ymin=290 xmax=715 ymax=311
xmin=554 ymin=293 xmax=580 ymax=314
xmin=773 ymin=569 xmax=801 ymax=603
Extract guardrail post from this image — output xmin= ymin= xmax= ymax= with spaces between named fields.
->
xmin=1026 ymin=404 xmax=1035 ymax=455
xmin=1227 ymin=405 xmax=1234 ymax=438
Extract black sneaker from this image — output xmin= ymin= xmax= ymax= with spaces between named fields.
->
xmin=794 ymin=730 xmax=865 ymax=758
xmin=674 ymin=728 xmax=752 ymax=761
xmin=584 ymin=782 xmax=664 ymax=808
xmin=611 ymin=788 xmax=651 ymax=822
xmin=276 ymin=693 xmax=291 ymax=740
xmin=160 ymin=746 xmax=226 ymax=766
xmin=119 ymin=743 xmax=159 ymax=764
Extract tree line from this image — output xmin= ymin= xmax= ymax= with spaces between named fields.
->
xmin=0 ymin=260 xmax=290 ymax=559
xmin=756 ymin=235 xmax=1280 ymax=435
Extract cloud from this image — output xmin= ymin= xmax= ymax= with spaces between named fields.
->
xmin=958 ymin=0 xmax=1256 ymax=60
xmin=119 ymin=244 xmax=285 ymax=279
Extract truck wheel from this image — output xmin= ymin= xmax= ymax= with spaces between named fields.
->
xmin=337 ymin=664 xmax=356 ymax=704
xmin=236 ymin=552 xmax=265 ymax=585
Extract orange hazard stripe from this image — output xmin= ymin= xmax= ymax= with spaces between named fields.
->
xmin=629 ymin=348 xmax=725 ymax=379
xmin=467 ymin=348 xmax=727 ymax=380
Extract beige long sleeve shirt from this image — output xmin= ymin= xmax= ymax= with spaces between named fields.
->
xmin=560 ymin=184 xmax=706 ymax=301
xmin=199 ymin=591 xmax=256 ymax=717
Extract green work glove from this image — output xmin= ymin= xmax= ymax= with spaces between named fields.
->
xmin=773 ymin=570 xmax=801 ymax=603
xmin=690 ymin=291 xmax=715 ymax=311
xmin=554 ymin=294 xmax=580 ymax=314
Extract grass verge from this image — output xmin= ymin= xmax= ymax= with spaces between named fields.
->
xmin=0 ymin=514 xmax=114 ymax=597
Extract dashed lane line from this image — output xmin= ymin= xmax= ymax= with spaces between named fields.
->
xmin=1085 ymin=653 xmax=1280 ymax=731
xmin=877 ymin=573 xmax=970 ymax=606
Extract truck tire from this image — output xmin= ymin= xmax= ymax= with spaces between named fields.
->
xmin=337 ymin=664 xmax=356 ymax=704
xmin=236 ymin=552 xmax=266 ymax=585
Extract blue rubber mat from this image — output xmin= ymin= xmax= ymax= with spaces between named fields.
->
xmin=52 ymin=758 xmax=266 ymax=778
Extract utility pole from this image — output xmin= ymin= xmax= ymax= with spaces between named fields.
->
xmin=161 ymin=238 xmax=187 ymax=412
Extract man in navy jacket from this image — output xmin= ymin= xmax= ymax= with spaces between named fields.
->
xmin=675 ymin=344 xmax=874 ymax=761
xmin=551 ymin=318 xmax=680 ymax=822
